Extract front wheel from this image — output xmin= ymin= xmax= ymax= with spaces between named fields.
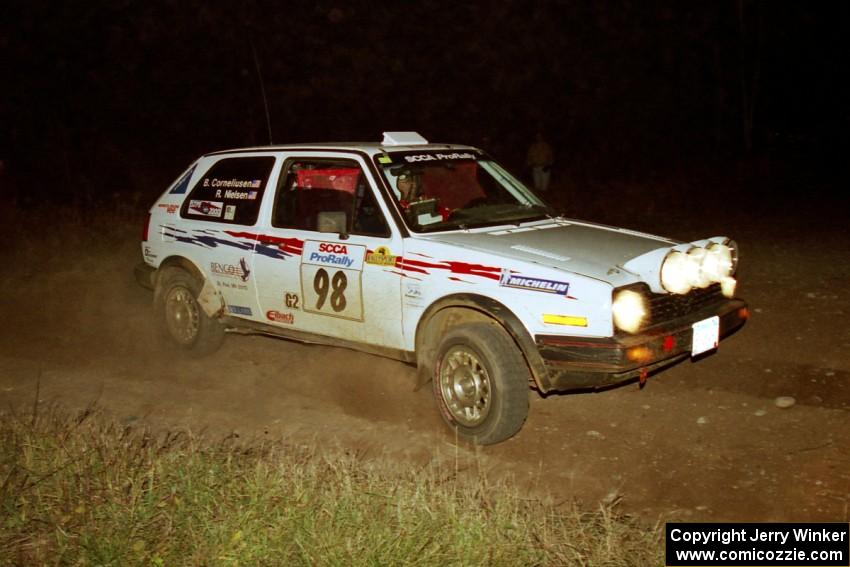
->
xmin=432 ymin=323 xmax=529 ymax=445
xmin=153 ymin=267 xmax=225 ymax=356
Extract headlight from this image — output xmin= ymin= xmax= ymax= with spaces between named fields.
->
xmin=660 ymin=251 xmax=692 ymax=295
xmin=612 ymin=289 xmax=647 ymax=333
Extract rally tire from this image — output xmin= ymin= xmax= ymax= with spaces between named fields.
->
xmin=432 ymin=323 xmax=530 ymax=445
xmin=153 ymin=267 xmax=225 ymax=357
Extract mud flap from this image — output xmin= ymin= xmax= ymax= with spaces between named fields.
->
xmin=414 ymin=363 xmax=432 ymax=391
xmin=198 ymin=279 xmax=225 ymax=318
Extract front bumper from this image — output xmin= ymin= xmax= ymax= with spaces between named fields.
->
xmin=534 ymin=297 xmax=748 ymax=391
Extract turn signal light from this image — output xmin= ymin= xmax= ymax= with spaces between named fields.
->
xmin=626 ymin=346 xmax=653 ymax=363
xmin=542 ymin=314 xmax=588 ymax=327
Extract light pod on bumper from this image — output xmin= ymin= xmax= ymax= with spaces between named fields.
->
xmin=702 ymin=241 xmax=734 ymax=281
xmin=660 ymin=251 xmax=693 ymax=295
xmin=659 ymin=239 xmax=738 ymax=296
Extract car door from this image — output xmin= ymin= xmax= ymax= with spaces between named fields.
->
xmin=251 ymin=152 xmax=405 ymax=349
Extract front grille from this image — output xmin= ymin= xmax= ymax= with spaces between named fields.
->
xmin=618 ymin=283 xmax=726 ymax=332
xmin=648 ymin=284 xmax=724 ymax=324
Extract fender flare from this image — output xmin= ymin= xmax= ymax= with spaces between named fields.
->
xmin=413 ymin=294 xmax=550 ymax=392
xmin=155 ymin=256 xmax=225 ymax=318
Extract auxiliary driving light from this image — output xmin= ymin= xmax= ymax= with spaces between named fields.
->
xmin=660 ymin=251 xmax=692 ymax=295
xmin=703 ymin=242 xmax=734 ymax=282
xmin=660 ymin=240 xmax=739 ymax=295
xmin=686 ymin=246 xmax=712 ymax=288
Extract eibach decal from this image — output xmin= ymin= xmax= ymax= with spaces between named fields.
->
xmin=266 ymin=310 xmax=295 ymax=324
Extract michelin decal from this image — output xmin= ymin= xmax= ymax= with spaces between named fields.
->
xmin=499 ymin=272 xmax=570 ymax=295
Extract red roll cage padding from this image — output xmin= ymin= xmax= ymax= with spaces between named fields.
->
xmin=295 ymin=167 xmax=360 ymax=194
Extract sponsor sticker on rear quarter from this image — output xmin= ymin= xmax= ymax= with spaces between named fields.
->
xmin=188 ymin=200 xmax=223 ymax=218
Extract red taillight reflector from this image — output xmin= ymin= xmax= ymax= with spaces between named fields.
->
xmin=662 ymin=335 xmax=676 ymax=352
xmin=142 ymin=213 xmax=151 ymax=242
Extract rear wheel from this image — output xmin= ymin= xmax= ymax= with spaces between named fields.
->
xmin=154 ymin=267 xmax=225 ymax=356
xmin=432 ymin=323 xmax=529 ymax=445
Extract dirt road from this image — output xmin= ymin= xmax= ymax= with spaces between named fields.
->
xmin=2 ymin=207 xmax=848 ymax=523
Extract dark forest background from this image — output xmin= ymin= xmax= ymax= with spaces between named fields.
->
xmin=2 ymin=1 xmax=847 ymax=213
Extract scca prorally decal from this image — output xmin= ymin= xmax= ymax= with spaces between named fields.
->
xmin=224 ymin=231 xmax=304 ymax=261
xmin=303 ymin=241 xmax=365 ymax=270
xmin=499 ymin=273 xmax=569 ymax=295
xmin=404 ymin=152 xmax=476 ymax=163
xmin=396 ymin=257 xmax=502 ymax=281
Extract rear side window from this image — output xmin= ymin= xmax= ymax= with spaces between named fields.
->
xmin=181 ymin=156 xmax=275 ymax=225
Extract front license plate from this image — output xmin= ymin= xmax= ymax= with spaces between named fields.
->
xmin=692 ymin=316 xmax=720 ymax=356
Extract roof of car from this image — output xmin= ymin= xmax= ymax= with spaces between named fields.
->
xmin=203 ymin=132 xmax=479 ymax=158
xmin=204 ymin=141 xmax=479 ymax=158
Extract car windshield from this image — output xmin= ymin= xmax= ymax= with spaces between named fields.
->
xmin=376 ymin=151 xmax=555 ymax=232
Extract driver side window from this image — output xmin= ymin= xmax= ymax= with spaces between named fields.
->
xmin=273 ymin=159 xmax=389 ymax=237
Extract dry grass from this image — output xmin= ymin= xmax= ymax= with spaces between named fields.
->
xmin=0 ymin=404 xmax=663 ymax=566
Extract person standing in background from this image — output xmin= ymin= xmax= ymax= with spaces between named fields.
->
xmin=526 ymin=132 xmax=554 ymax=193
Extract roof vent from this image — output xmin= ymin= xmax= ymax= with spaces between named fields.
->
xmin=381 ymin=131 xmax=429 ymax=146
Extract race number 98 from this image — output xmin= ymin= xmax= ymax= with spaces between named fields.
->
xmin=313 ymin=268 xmax=347 ymax=312
xmin=301 ymin=264 xmax=363 ymax=320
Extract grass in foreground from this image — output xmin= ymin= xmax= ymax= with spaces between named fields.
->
xmin=0 ymin=406 xmax=662 ymax=566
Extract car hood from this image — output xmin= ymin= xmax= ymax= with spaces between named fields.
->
xmin=423 ymin=219 xmax=676 ymax=285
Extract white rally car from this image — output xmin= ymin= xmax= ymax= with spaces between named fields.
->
xmin=136 ymin=132 xmax=748 ymax=444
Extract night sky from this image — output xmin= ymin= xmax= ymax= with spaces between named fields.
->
xmin=3 ymin=1 xmax=848 ymax=208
